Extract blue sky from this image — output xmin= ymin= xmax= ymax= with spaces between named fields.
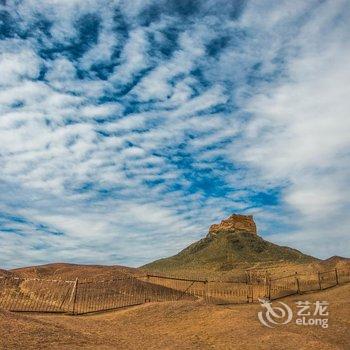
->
xmin=0 ymin=0 xmax=349 ymax=269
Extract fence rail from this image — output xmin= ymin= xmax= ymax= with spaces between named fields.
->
xmin=0 ymin=267 xmax=349 ymax=315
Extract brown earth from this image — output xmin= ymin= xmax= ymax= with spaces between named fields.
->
xmin=1 ymin=283 xmax=349 ymax=350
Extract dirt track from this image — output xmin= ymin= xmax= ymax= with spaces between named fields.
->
xmin=1 ymin=284 xmax=349 ymax=350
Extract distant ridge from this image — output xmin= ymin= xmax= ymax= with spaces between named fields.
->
xmin=11 ymin=263 xmax=140 ymax=281
xmin=323 ymin=255 xmax=350 ymax=263
xmin=142 ymin=214 xmax=317 ymax=274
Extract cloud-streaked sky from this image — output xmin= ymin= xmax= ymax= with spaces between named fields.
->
xmin=1 ymin=0 xmax=349 ymax=269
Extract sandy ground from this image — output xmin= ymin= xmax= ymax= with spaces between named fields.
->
xmin=1 ymin=284 xmax=349 ymax=350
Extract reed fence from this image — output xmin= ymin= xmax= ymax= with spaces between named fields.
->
xmin=0 ymin=267 xmax=348 ymax=315
xmin=269 ymin=268 xmax=350 ymax=300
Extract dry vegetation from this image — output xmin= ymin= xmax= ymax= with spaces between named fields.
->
xmin=1 ymin=283 xmax=349 ymax=350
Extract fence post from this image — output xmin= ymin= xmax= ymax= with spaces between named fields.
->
xmin=317 ymin=272 xmax=322 ymax=290
xmin=295 ymin=272 xmax=300 ymax=294
xmin=335 ymin=268 xmax=339 ymax=285
xmin=268 ymin=277 xmax=271 ymax=300
xmin=69 ymin=278 xmax=78 ymax=315
xmin=264 ymin=271 xmax=269 ymax=299
xmin=204 ymin=279 xmax=208 ymax=302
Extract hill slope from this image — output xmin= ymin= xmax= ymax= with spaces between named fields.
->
xmin=142 ymin=214 xmax=317 ymax=275
xmin=11 ymin=263 xmax=141 ymax=281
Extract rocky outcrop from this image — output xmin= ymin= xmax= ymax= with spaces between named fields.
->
xmin=208 ymin=214 xmax=257 ymax=236
xmin=142 ymin=213 xmax=317 ymax=273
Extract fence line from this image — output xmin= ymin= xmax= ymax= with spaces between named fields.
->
xmin=268 ymin=268 xmax=350 ymax=300
xmin=0 ymin=268 xmax=349 ymax=315
xmin=0 ymin=277 xmax=75 ymax=313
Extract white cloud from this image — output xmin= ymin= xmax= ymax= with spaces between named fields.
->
xmin=46 ymin=57 xmax=76 ymax=81
xmin=110 ymin=28 xmax=150 ymax=84
xmin=0 ymin=49 xmax=42 ymax=86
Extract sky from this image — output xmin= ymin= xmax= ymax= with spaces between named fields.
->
xmin=0 ymin=0 xmax=349 ymax=269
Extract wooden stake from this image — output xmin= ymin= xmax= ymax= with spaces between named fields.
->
xmin=204 ymin=280 xmax=208 ymax=302
xmin=317 ymin=272 xmax=322 ymax=290
xmin=69 ymin=278 xmax=78 ymax=315
xmin=265 ymin=271 xmax=269 ymax=298
xmin=335 ymin=268 xmax=339 ymax=285
xmin=295 ymin=272 xmax=300 ymax=294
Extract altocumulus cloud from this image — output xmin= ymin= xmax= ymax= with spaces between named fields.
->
xmin=0 ymin=0 xmax=349 ymax=268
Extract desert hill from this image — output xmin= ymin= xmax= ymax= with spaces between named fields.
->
xmin=320 ymin=255 xmax=350 ymax=270
xmin=142 ymin=214 xmax=318 ymax=277
xmin=11 ymin=263 xmax=141 ymax=281
xmin=322 ymin=255 xmax=350 ymax=264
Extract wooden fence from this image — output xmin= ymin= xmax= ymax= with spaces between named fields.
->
xmin=269 ymin=268 xmax=350 ymax=300
xmin=0 ymin=275 xmax=196 ymax=315
xmin=0 ymin=277 xmax=74 ymax=313
xmin=0 ymin=268 xmax=349 ymax=315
